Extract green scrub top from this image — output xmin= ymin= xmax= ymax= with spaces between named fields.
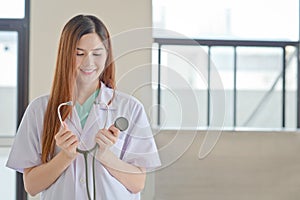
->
xmin=75 ymin=89 xmax=100 ymax=128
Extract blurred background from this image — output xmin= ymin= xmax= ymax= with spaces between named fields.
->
xmin=1 ymin=0 xmax=300 ymax=199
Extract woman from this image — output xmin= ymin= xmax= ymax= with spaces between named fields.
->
xmin=6 ymin=14 xmax=161 ymax=200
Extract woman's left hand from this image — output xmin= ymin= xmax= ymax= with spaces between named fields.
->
xmin=95 ymin=125 xmax=120 ymax=158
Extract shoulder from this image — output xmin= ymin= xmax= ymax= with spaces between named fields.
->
xmin=114 ymin=90 xmax=144 ymax=109
xmin=18 ymin=94 xmax=49 ymax=138
xmin=25 ymin=94 xmax=49 ymax=114
xmin=101 ymin=84 xmax=144 ymax=109
xmin=28 ymin=94 xmax=49 ymax=108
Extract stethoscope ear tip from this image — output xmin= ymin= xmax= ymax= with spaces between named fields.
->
xmin=66 ymin=101 xmax=73 ymax=106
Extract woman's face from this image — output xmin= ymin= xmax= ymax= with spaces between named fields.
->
xmin=75 ymin=33 xmax=107 ymax=88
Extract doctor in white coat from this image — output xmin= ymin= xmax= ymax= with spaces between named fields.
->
xmin=6 ymin=14 xmax=161 ymax=200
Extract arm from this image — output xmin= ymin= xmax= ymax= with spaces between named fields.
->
xmin=98 ymin=150 xmax=146 ymax=194
xmin=23 ymin=151 xmax=74 ymax=196
xmin=95 ymin=126 xmax=146 ymax=194
xmin=24 ymin=122 xmax=78 ymax=196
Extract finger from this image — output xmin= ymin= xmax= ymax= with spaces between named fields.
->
xmin=55 ymin=131 xmax=76 ymax=148
xmin=58 ymin=121 xmax=69 ymax=132
xmin=56 ymin=122 xmax=70 ymax=138
xmin=62 ymin=121 xmax=69 ymax=129
xmin=108 ymin=125 xmax=120 ymax=137
xmin=55 ymin=130 xmax=65 ymax=141
xmin=64 ymin=135 xmax=78 ymax=148
xmin=67 ymin=140 xmax=79 ymax=152
xmin=105 ymin=132 xmax=118 ymax=144
xmin=55 ymin=130 xmax=66 ymax=146
xmin=55 ymin=127 xmax=66 ymax=139
xmin=100 ymin=129 xmax=118 ymax=144
xmin=57 ymin=131 xmax=74 ymax=143
xmin=95 ymin=136 xmax=106 ymax=147
xmin=96 ymin=133 xmax=113 ymax=145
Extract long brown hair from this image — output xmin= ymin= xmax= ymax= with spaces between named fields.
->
xmin=41 ymin=15 xmax=116 ymax=163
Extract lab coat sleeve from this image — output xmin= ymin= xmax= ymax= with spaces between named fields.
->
xmin=6 ymin=98 xmax=43 ymax=173
xmin=121 ymin=101 xmax=161 ymax=171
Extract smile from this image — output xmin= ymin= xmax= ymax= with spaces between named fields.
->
xmin=80 ymin=68 xmax=96 ymax=75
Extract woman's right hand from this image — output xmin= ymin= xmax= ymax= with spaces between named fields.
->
xmin=24 ymin=122 xmax=79 ymax=196
xmin=55 ymin=122 xmax=78 ymax=160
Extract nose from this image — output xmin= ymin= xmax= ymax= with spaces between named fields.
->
xmin=81 ymin=53 xmax=95 ymax=67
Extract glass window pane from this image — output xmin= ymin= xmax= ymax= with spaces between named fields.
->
xmin=236 ymin=47 xmax=283 ymax=128
xmin=0 ymin=0 xmax=25 ymax=19
xmin=153 ymin=0 xmax=298 ymax=41
xmin=0 ymin=31 xmax=18 ymax=136
xmin=211 ymin=47 xmax=234 ymax=127
xmin=285 ymin=46 xmax=297 ymax=129
xmin=0 ymin=147 xmax=16 ymax=200
xmin=159 ymin=45 xmax=208 ymax=128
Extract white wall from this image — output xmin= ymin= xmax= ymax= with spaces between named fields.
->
xmin=30 ymin=0 xmax=152 ymax=102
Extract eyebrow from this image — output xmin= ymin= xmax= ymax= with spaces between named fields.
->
xmin=76 ymin=47 xmax=105 ymax=51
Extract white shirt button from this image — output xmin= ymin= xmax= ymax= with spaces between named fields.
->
xmin=80 ymin=178 xmax=85 ymax=184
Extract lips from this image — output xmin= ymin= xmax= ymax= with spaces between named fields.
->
xmin=80 ymin=68 xmax=96 ymax=75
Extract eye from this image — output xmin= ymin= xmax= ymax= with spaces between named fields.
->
xmin=93 ymin=53 xmax=102 ymax=56
xmin=76 ymin=53 xmax=84 ymax=56
xmin=93 ymin=50 xmax=103 ymax=56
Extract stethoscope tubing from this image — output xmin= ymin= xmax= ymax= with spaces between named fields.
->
xmin=80 ymin=144 xmax=97 ymax=200
xmin=57 ymin=101 xmax=109 ymax=200
xmin=57 ymin=99 xmax=128 ymax=200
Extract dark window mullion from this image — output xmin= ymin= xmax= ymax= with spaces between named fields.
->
xmin=207 ymin=46 xmax=211 ymax=126
xmin=16 ymin=23 xmax=29 ymax=200
xmin=14 ymin=0 xmax=30 ymax=199
xmin=282 ymin=47 xmax=286 ymax=128
xmin=233 ymin=46 xmax=237 ymax=127
xmin=297 ymin=46 xmax=300 ymax=128
xmin=157 ymin=44 xmax=161 ymax=126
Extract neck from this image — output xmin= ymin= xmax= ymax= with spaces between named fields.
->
xmin=76 ymin=82 xmax=100 ymax=104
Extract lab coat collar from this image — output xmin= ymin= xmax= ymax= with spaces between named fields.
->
xmin=94 ymin=82 xmax=116 ymax=110
xmin=67 ymin=82 xmax=116 ymax=137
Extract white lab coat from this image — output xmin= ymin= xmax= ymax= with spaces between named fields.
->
xmin=6 ymin=83 xmax=161 ymax=200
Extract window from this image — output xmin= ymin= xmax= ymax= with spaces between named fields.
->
xmin=0 ymin=0 xmax=25 ymax=19
xmin=152 ymin=0 xmax=299 ymax=129
xmin=0 ymin=31 xmax=18 ymax=136
xmin=0 ymin=0 xmax=29 ymax=199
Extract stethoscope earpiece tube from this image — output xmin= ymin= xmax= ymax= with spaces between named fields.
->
xmin=57 ymin=101 xmax=73 ymax=127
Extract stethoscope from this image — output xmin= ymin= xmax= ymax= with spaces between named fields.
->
xmin=57 ymin=99 xmax=128 ymax=200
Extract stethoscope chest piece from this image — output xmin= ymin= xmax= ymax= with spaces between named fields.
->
xmin=114 ymin=117 xmax=129 ymax=131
